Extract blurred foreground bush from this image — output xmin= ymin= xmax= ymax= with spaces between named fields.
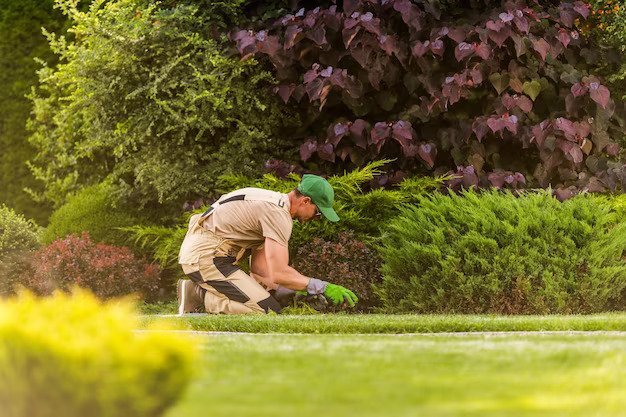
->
xmin=26 ymin=233 xmax=160 ymax=300
xmin=0 ymin=289 xmax=196 ymax=417
xmin=378 ymin=190 xmax=626 ymax=314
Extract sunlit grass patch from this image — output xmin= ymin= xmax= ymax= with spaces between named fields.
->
xmin=142 ymin=312 xmax=626 ymax=334
xmin=165 ymin=332 xmax=626 ymax=417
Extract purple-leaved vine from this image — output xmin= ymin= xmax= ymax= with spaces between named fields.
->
xmin=233 ymin=0 xmax=625 ymax=196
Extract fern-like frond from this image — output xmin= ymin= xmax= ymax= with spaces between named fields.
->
xmin=329 ymin=159 xmax=393 ymax=199
xmin=120 ymin=225 xmax=186 ymax=268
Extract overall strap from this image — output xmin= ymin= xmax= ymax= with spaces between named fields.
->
xmin=200 ymin=189 xmax=287 ymax=219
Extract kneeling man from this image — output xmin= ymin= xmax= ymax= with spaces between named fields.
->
xmin=177 ymin=174 xmax=358 ymax=314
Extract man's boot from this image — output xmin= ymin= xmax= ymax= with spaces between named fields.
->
xmin=176 ymin=279 xmax=205 ymax=315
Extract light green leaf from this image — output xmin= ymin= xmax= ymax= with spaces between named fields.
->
xmin=523 ymin=80 xmax=542 ymax=101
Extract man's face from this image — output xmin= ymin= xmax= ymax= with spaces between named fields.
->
xmin=297 ymin=197 xmax=322 ymax=223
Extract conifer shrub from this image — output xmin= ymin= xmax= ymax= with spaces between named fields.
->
xmin=377 ymin=190 xmax=626 ymax=314
xmin=0 ymin=289 xmax=196 ymax=417
xmin=292 ymin=231 xmax=382 ymax=310
xmin=26 ymin=233 xmax=160 ymax=300
xmin=41 ymin=182 xmax=138 ymax=247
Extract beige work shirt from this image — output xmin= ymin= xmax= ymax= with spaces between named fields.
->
xmin=178 ymin=188 xmax=293 ymax=265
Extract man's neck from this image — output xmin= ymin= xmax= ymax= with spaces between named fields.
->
xmin=287 ymin=190 xmax=298 ymax=219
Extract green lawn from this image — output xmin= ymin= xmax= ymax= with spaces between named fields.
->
xmin=165 ymin=332 xmax=626 ymax=417
xmin=143 ymin=312 xmax=626 ymax=333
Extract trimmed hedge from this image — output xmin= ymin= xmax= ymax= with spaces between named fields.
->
xmin=0 ymin=289 xmax=196 ymax=417
xmin=377 ymin=190 xmax=626 ymax=314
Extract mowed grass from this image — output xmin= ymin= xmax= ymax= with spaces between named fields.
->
xmin=142 ymin=312 xmax=626 ymax=333
xmin=165 ymin=332 xmax=626 ymax=417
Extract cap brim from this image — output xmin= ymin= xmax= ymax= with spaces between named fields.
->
xmin=319 ymin=206 xmax=339 ymax=222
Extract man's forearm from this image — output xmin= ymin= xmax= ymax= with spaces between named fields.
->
xmin=273 ymin=266 xmax=310 ymax=291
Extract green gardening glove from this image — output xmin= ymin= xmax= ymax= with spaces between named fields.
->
xmin=323 ymin=283 xmax=358 ymax=307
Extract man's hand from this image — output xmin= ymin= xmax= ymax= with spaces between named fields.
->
xmin=305 ymin=278 xmax=358 ymax=308
xmin=323 ymin=283 xmax=358 ymax=307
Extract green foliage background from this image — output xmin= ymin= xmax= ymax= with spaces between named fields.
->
xmin=0 ymin=204 xmax=40 ymax=296
xmin=0 ymin=0 xmax=68 ymax=224
xmin=3 ymin=0 xmax=626 ymax=312
xmin=0 ymin=205 xmax=40 ymax=256
xmin=28 ymin=0 xmax=299 ymax=214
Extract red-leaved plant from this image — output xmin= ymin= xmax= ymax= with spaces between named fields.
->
xmin=25 ymin=233 xmax=160 ymax=299
xmin=234 ymin=0 xmax=626 ymax=198
xmin=291 ymin=231 xmax=382 ymax=310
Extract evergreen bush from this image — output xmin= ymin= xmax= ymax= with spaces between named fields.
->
xmin=41 ymin=182 xmax=138 ymax=247
xmin=0 ymin=289 xmax=196 ymax=417
xmin=377 ymin=190 xmax=626 ymax=314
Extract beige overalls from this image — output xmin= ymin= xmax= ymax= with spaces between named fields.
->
xmin=178 ymin=189 xmax=291 ymax=314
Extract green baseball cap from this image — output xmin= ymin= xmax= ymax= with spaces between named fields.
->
xmin=297 ymin=174 xmax=339 ymax=222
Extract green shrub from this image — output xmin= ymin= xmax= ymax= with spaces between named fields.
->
xmin=0 ymin=289 xmax=196 ymax=417
xmin=581 ymin=1 xmax=626 ymax=100
xmin=377 ymin=190 xmax=626 ymax=314
xmin=41 ymin=182 xmax=138 ymax=247
xmin=606 ymin=193 xmax=626 ymax=217
xmin=0 ymin=205 xmax=39 ymax=256
xmin=0 ymin=250 xmax=33 ymax=297
xmin=0 ymin=206 xmax=40 ymax=296
xmin=28 ymin=0 xmax=299 ymax=210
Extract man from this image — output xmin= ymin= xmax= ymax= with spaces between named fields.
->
xmin=177 ymin=174 xmax=358 ymax=314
